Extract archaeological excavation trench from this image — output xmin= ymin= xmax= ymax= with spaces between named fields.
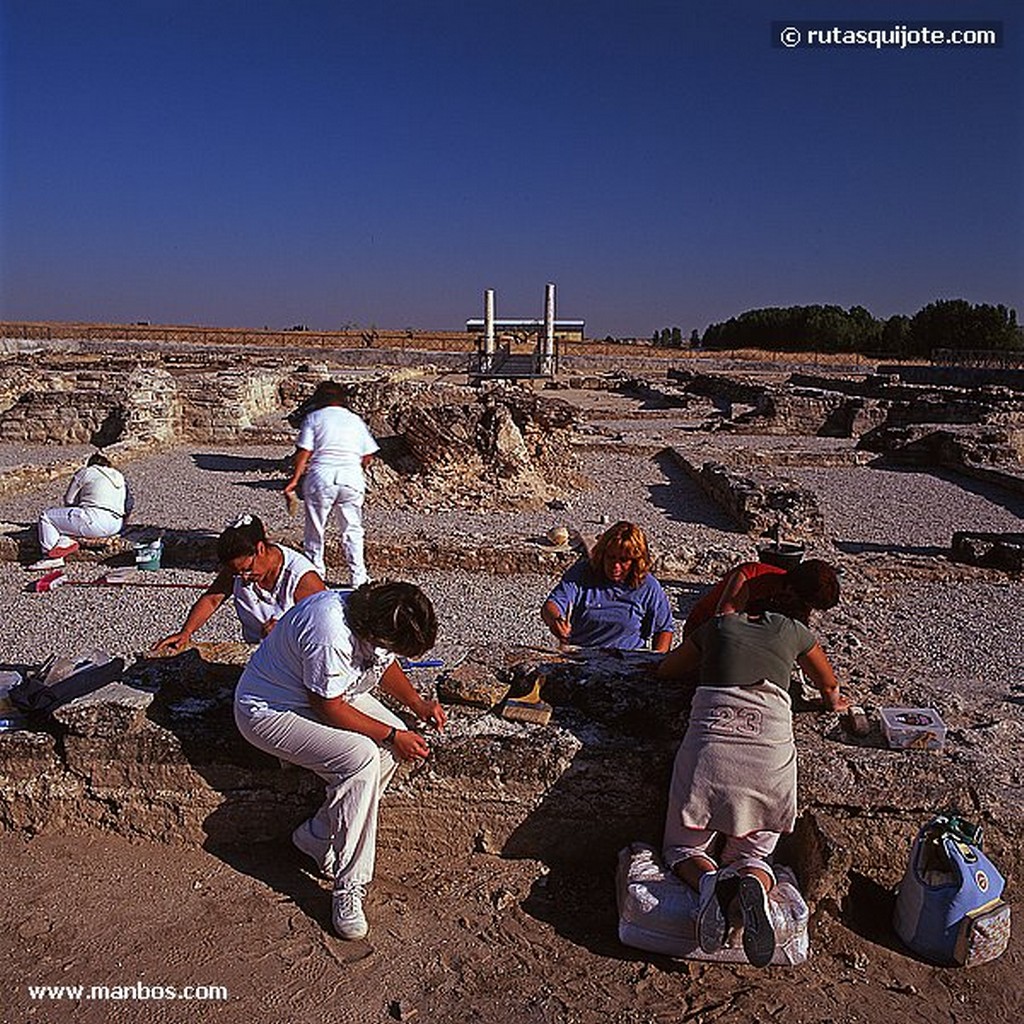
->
xmin=1 ymin=345 xmax=1023 ymax=937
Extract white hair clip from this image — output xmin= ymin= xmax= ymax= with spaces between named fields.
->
xmin=232 ymin=513 xmax=254 ymax=528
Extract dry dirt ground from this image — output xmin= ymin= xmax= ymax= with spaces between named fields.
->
xmin=2 ymin=823 xmax=1020 ymax=1024
xmin=2 ymin=381 xmax=1022 ymax=1024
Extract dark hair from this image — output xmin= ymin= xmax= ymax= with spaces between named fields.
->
xmin=87 ymin=452 xmax=112 ymax=467
xmin=345 ymin=581 xmax=437 ymax=657
xmin=311 ymin=379 xmax=350 ymax=407
xmin=786 ymin=559 xmax=840 ymax=610
xmin=217 ymin=514 xmax=269 ymax=564
xmin=287 ymin=379 xmax=354 ymax=428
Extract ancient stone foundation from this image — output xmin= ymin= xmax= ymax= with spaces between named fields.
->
xmin=951 ymin=531 xmax=1024 ymax=572
xmin=668 ymin=449 xmax=825 ymax=540
xmin=3 ymin=644 xmax=1019 ymax=911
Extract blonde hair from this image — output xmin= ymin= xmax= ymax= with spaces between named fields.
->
xmin=589 ymin=521 xmax=652 ymax=588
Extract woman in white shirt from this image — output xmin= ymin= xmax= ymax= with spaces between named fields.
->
xmin=31 ymin=452 xmax=128 ymax=569
xmin=283 ymin=380 xmax=378 ymax=586
xmin=153 ymin=514 xmax=325 ymax=652
xmin=234 ymin=581 xmax=444 ymax=941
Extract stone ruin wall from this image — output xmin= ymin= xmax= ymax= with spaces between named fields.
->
xmin=171 ymin=365 xmax=286 ymax=441
xmin=665 ymin=367 xmax=1024 ymax=447
xmin=730 ymin=388 xmax=884 ymax=438
xmin=0 ymin=362 xmax=138 ymax=447
xmin=0 ymin=354 xmax=305 ymax=448
xmin=3 ymin=644 xmax=1022 ymax=916
xmin=668 ymin=450 xmax=825 ymax=540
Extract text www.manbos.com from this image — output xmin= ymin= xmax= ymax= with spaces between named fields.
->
xmin=27 ymin=982 xmax=229 ymax=1002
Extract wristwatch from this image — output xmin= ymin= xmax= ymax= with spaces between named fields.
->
xmin=384 ymin=726 xmax=397 ymax=744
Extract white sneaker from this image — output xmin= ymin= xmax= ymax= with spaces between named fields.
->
xmin=332 ymin=882 xmax=369 ymax=940
xmin=28 ymin=557 xmax=65 ymax=571
xmin=291 ymin=819 xmax=335 ymax=878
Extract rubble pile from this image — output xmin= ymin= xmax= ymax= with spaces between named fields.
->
xmin=345 ymin=379 xmax=582 ymax=510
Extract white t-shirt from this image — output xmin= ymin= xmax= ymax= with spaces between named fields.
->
xmin=236 ymin=590 xmax=394 ymax=714
xmin=64 ymin=464 xmax=127 ymax=516
xmin=296 ymin=406 xmax=379 ymax=477
xmin=232 ymin=545 xmax=319 ymax=644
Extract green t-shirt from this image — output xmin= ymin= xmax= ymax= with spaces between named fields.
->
xmin=692 ymin=611 xmax=816 ymax=688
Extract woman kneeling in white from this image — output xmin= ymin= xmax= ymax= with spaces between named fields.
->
xmin=234 ymin=581 xmax=444 ymax=940
xmin=31 ymin=452 xmax=128 ymax=569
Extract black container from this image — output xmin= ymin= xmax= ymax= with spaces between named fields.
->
xmin=756 ymin=541 xmax=805 ymax=570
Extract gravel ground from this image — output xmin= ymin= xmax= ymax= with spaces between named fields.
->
xmin=0 ymin=442 xmax=743 ymax=546
xmin=0 ymin=442 xmax=95 ymax=469
xmin=788 ymin=464 xmax=1024 ymax=549
xmin=1 ymin=402 xmax=1021 ymax=675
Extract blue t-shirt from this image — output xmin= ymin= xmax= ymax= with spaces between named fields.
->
xmin=546 ymin=560 xmax=674 ymax=649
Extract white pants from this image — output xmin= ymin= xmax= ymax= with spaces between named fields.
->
xmin=234 ymin=692 xmax=405 ymax=887
xmin=38 ymin=506 xmax=122 ymax=553
xmin=302 ymin=469 xmax=367 ymax=585
xmin=663 ymin=823 xmax=779 ymax=883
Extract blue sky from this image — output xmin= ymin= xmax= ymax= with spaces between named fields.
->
xmin=1 ymin=0 xmax=1021 ymax=338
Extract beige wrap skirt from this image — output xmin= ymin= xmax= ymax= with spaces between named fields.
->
xmin=671 ymin=680 xmax=797 ymax=836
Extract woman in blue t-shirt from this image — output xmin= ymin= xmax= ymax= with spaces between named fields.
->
xmin=541 ymin=521 xmax=674 ymax=651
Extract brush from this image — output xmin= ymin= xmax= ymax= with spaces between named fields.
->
xmin=500 ymin=677 xmax=553 ymax=725
xmin=842 ymin=705 xmax=871 ymax=737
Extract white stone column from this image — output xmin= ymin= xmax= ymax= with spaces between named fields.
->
xmin=483 ymin=288 xmax=496 ymax=371
xmin=540 ymin=282 xmax=556 ymax=375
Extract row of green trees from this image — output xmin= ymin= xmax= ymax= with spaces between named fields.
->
xmin=698 ymin=300 xmax=1020 ymax=356
xmin=651 ymin=326 xmax=699 ymax=348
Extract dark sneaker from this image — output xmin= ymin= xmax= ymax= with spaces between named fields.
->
xmin=696 ymin=871 xmax=735 ymax=953
xmin=738 ymin=875 xmax=776 ymax=967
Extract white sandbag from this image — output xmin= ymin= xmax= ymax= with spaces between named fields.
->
xmin=616 ymin=842 xmax=809 ymax=965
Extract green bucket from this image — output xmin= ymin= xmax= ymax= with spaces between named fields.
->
xmin=133 ymin=539 xmax=163 ymax=571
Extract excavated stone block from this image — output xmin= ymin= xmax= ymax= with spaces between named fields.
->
xmin=670 ymin=451 xmax=825 ymax=539
xmin=951 ymin=531 xmax=1024 ymax=572
xmin=53 ymin=681 xmax=155 ymax=739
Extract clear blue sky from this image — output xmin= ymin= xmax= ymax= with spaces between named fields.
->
xmin=1 ymin=0 xmax=1021 ymax=338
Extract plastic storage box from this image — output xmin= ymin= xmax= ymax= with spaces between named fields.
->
xmin=880 ymin=707 xmax=946 ymax=751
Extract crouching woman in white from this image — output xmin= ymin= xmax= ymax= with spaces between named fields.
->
xmin=32 ymin=452 xmax=128 ymax=569
xmin=234 ymin=582 xmax=445 ymax=940
xmin=152 ymin=514 xmax=325 ymax=652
